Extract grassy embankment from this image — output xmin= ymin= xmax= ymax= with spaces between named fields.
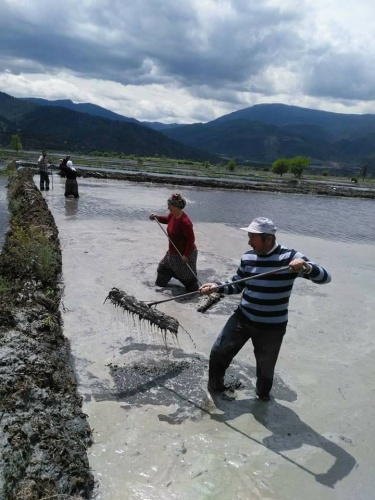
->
xmin=0 ymin=165 xmax=94 ymax=499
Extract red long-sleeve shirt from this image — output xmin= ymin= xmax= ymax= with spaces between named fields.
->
xmin=157 ymin=212 xmax=196 ymax=258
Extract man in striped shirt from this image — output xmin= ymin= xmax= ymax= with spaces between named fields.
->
xmin=199 ymin=217 xmax=331 ymax=401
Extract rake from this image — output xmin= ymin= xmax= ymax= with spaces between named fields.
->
xmin=153 ymin=218 xmax=201 ymax=286
xmin=105 ymin=266 xmax=291 ymax=336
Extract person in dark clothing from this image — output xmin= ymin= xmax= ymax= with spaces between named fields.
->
xmin=59 ymin=156 xmax=69 ymax=178
xmin=149 ymin=193 xmax=199 ymax=292
xmin=60 ymin=158 xmax=79 ymax=198
xmin=38 ymin=149 xmax=50 ymax=191
xmin=199 ymin=217 xmax=332 ymax=401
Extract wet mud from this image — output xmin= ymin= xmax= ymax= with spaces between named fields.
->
xmin=4 ymin=163 xmax=371 ymax=498
xmin=88 ymin=337 xmax=298 ymax=426
xmin=0 ymin=169 xmax=94 ymax=499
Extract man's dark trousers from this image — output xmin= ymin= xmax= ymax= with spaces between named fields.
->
xmin=208 ymin=309 xmax=286 ymax=396
xmin=39 ymin=171 xmax=50 ymax=190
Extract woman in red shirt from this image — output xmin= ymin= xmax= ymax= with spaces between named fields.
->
xmin=149 ymin=193 xmax=199 ymax=292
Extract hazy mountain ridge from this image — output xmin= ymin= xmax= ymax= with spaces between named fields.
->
xmin=161 ymin=104 xmax=375 ymax=163
xmin=0 ymin=92 xmax=217 ymax=161
xmin=2 ymin=92 xmax=375 ymax=165
xmin=22 ymin=97 xmax=185 ymax=131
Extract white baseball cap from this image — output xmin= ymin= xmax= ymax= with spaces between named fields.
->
xmin=240 ymin=217 xmax=277 ymax=234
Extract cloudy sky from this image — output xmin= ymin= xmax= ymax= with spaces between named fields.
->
xmin=1 ymin=0 xmax=374 ymax=124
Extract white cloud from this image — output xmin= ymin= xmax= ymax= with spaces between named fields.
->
xmin=0 ymin=0 xmax=375 ymax=122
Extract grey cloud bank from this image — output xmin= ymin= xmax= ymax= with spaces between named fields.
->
xmin=0 ymin=0 xmax=374 ymax=123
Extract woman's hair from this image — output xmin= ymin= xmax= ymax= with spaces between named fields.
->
xmin=168 ymin=192 xmax=186 ymax=209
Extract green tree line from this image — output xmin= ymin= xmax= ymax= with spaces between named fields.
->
xmin=272 ymin=156 xmax=311 ymax=178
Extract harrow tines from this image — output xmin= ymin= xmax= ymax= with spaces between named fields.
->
xmin=105 ymin=288 xmax=180 ymax=335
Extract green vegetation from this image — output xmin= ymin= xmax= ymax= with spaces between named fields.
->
xmin=271 ymin=156 xmax=311 ymax=178
xmin=227 ymin=159 xmax=236 ymax=171
xmin=0 ymin=170 xmax=61 ymax=289
xmin=0 ymin=276 xmax=9 ymax=294
xmin=290 ymin=156 xmax=311 ymax=178
xmin=9 ymin=133 xmax=22 ymax=152
xmin=272 ymin=158 xmax=289 ymax=177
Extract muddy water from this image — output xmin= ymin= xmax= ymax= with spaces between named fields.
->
xmin=44 ymin=176 xmax=375 ymax=499
xmin=0 ymin=174 xmax=9 ymax=249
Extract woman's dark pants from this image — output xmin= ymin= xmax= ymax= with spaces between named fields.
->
xmin=208 ymin=310 xmax=286 ymax=397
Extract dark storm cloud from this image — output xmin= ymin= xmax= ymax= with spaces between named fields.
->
xmin=0 ymin=1 xmax=304 ymax=87
xmin=305 ymin=53 xmax=375 ymax=101
xmin=0 ymin=0 xmax=374 ymax=118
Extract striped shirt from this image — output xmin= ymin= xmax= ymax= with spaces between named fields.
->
xmin=216 ymin=244 xmax=331 ymax=326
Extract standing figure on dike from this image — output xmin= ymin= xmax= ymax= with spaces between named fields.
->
xmin=199 ymin=217 xmax=332 ymax=401
xmin=38 ymin=149 xmax=50 ymax=191
xmin=60 ymin=157 xmax=79 ymax=198
xmin=149 ymin=193 xmax=199 ymax=293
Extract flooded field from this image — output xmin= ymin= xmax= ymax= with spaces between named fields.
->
xmin=16 ymin=176 xmax=375 ymax=498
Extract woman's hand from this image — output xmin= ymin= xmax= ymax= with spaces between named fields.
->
xmin=199 ymin=283 xmax=219 ymax=295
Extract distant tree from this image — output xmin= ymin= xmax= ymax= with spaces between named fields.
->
xmin=10 ymin=133 xmax=22 ymax=152
xmin=361 ymin=163 xmax=368 ymax=181
xmin=290 ymin=156 xmax=311 ymax=178
xmin=272 ymin=158 xmax=289 ymax=177
xmin=227 ymin=159 xmax=236 ymax=171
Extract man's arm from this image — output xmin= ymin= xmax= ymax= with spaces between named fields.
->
xmin=290 ymin=256 xmax=331 ymax=284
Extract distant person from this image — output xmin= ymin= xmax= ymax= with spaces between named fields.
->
xmin=60 ymin=157 xmax=79 ymax=198
xmin=149 ymin=193 xmax=199 ymax=293
xmin=38 ymin=149 xmax=50 ymax=191
xmin=59 ymin=155 xmax=70 ymax=178
xmin=199 ymin=217 xmax=332 ymax=401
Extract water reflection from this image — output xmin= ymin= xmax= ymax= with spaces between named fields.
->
xmin=44 ymin=176 xmax=375 ymax=244
xmin=64 ymin=198 xmax=79 ymax=218
xmin=0 ymin=175 xmax=9 ymax=250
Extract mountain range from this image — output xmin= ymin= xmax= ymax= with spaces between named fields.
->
xmin=1 ymin=91 xmax=375 ymax=168
xmin=0 ymin=92 xmax=216 ymax=162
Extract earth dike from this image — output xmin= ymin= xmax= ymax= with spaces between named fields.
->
xmin=0 ymin=167 xmax=94 ymax=499
xmin=14 ymin=160 xmax=375 ymax=199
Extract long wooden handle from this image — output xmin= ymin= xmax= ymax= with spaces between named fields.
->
xmin=147 ymin=266 xmax=291 ymax=307
xmin=220 ymin=265 xmax=291 ymax=287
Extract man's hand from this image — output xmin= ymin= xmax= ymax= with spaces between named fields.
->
xmin=181 ymin=255 xmax=188 ymax=263
xmin=149 ymin=213 xmax=157 ymax=220
xmin=199 ymin=283 xmax=219 ymax=295
xmin=289 ymin=258 xmax=312 ymax=273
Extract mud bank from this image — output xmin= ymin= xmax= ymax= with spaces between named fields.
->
xmin=79 ymin=170 xmax=375 ymax=199
xmin=14 ymin=161 xmax=375 ymax=199
xmin=0 ymin=170 xmax=94 ymax=499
